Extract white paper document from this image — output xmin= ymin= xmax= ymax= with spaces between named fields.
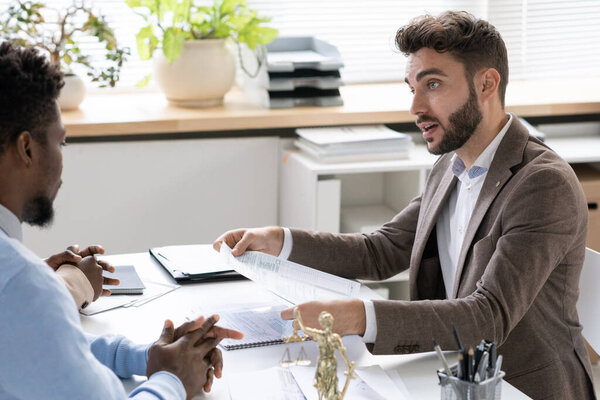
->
xmin=191 ymin=301 xmax=295 ymax=350
xmin=80 ymin=281 xmax=179 ymax=316
xmin=290 ymin=364 xmax=410 ymax=400
xmin=219 ymin=243 xmax=360 ymax=305
xmin=228 ymin=367 xmax=306 ymax=400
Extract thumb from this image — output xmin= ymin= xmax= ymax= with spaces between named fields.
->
xmin=232 ymin=232 xmax=252 ymax=257
xmin=157 ymin=320 xmax=175 ymax=345
xmin=67 ymin=244 xmax=80 ymax=254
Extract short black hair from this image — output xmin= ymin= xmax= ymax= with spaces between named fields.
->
xmin=0 ymin=41 xmax=64 ymax=154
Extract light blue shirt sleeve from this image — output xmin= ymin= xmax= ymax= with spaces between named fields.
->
xmin=0 ymin=237 xmax=185 ymax=400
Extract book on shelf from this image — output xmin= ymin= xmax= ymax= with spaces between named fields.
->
xmin=294 ymin=124 xmax=413 ymax=162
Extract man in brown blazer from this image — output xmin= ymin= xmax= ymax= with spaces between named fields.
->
xmin=214 ymin=11 xmax=595 ymax=399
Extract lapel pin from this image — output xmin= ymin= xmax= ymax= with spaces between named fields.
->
xmin=495 ymin=181 xmax=500 ymax=187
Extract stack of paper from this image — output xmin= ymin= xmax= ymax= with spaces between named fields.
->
xmin=295 ymin=125 xmax=413 ymax=163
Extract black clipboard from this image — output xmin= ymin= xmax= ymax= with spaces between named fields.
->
xmin=149 ymin=245 xmax=246 ymax=284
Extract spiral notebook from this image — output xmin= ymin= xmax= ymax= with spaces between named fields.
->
xmin=205 ymin=303 xmax=295 ymax=350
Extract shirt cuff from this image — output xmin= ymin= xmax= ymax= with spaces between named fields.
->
xmin=361 ymin=300 xmax=378 ymax=344
xmin=278 ymin=227 xmax=293 ymax=260
xmin=56 ymin=264 xmax=94 ymax=309
xmin=130 ymin=371 xmax=186 ymax=400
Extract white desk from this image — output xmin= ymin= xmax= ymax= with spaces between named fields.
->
xmin=81 ymin=252 xmax=531 ymax=399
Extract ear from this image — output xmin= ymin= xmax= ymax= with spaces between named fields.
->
xmin=478 ymin=68 xmax=501 ymax=103
xmin=14 ymin=131 xmax=34 ymax=167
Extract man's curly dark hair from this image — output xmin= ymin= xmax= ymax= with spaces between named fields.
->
xmin=0 ymin=41 xmax=64 ymax=154
xmin=396 ymin=11 xmax=508 ymax=107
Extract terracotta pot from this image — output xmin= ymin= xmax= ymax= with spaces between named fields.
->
xmin=58 ymin=73 xmax=86 ymax=110
xmin=153 ymin=39 xmax=236 ymax=107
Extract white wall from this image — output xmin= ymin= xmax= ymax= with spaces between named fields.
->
xmin=23 ymin=136 xmax=280 ymax=257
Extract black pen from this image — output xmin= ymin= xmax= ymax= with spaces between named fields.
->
xmin=467 ymin=347 xmax=475 ymax=382
xmin=457 ymin=352 xmax=464 ymax=380
xmin=452 ymin=325 xmax=464 ymax=350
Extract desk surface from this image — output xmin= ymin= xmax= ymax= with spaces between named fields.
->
xmin=81 ymin=252 xmax=531 ymax=399
xmin=63 ymin=79 xmax=600 ymax=138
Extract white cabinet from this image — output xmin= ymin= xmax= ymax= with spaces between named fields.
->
xmin=280 ymin=144 xmax=437 ymax=234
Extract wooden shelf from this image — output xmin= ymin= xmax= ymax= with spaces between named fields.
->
xmin=62 ymin=78 xmax=600 ymax=138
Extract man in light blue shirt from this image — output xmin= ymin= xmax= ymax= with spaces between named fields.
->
xmin=0 ymin=42 xmax=242 ymax=399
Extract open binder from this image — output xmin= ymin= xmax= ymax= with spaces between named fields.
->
xmin=149 ymin=244 xmax=245 ymax=283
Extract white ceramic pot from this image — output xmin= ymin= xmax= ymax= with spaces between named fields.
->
xmin=58 ymin=73 xmax=86 ymax=110
xmin=153 ymin=39 xmax=236 ymax=107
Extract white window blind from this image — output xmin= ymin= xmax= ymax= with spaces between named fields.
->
xmin=1 ymin=1 xmax=598 ymax=89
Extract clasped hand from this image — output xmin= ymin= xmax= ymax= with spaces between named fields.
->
xmin=147 ymin=314 xmax=243 ymax=399
xmin=45 ymin=244 xmax=119 ymax=300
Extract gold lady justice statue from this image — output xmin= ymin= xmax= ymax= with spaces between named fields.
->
xmin=284 ymin=307 xmax=355 ymax=400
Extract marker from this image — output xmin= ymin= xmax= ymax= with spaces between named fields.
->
xmin=467 ymin=347 xmax=475 ymax=382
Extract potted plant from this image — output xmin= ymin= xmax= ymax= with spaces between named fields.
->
xmin=0 ymin=0 xmax=129 ymax=110
xmin=127 ymin=0 xmax=277 ymax=107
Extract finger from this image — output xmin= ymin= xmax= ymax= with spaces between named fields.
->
xmin=157 ymin=320 xmax=175 ymax=345
xmin=173 ymin=316 xmax=205 ymax=341
xmin=202 ymin=325 xmax=244 ymax=341
xmin=281 ymin=307 xmax=294 ymax=320
xmin=66 ymin=244 xmax=80 ymax=254
xmin=193 ymin=337 xmax=220 ymax=358
xmin=231 ymin=232 xmax=252 ymax=257
xmin=101 ymin=289 xmax=112 ymax=296
xmin=98 ymin=260 xmax=115 ymax=273
xmin=79 ymin=245 xmax=105 ymax=257
xmin=51 ymin=250 xmax=82 ymax=265
xmin=103 ymin=277 xmax=120 ymax=286
xmin=180 ymin=315 xmax=219 ymax=346
xmin=212 ymin=234 xmax=225 ymax=252
xmin=208 ymin=347 xmax=223 ymax=379
xmin=204 ymin=367 xmax=215 ymax=392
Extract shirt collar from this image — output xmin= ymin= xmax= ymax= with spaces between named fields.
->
xmin=0 ymin=202 xmax=23 ymax=242
xmin=452 ymin=113 xmax=514 ymax=179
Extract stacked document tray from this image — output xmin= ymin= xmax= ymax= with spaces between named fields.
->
xmin=295 ymin=125 xmax=414 ymax=163
xmin=240 ymin=37 xmax=344 ymax=109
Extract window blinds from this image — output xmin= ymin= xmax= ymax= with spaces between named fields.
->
xmin=1 ymin=0 xmax=598 ymax=89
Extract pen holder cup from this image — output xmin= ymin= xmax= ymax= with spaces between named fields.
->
xmin=438 ymin=369 xmax=505 ymax=400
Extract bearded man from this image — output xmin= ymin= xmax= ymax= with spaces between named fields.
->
xmin=213 ymin=11 xmax=595 ymax=400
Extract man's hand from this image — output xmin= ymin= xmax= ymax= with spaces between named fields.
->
xmin=281 ymin=299 xmax=367 ymax=337
xmin=213 ymin=226 xmax=284 ymax=257
xmin=46 ymin=245 xmax=118 ymax=298
xmin=147 ymin=315 xmax=243 ymax=397
xmin=44 ymin=244 xmax=106 ymax=270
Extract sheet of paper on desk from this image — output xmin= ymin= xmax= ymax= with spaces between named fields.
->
xmin=219 ymin=243 xmax=360 ymax=304
xmin=228 ymin=366 xmax=306 ymax=400
xmin=290 ymin=364 xmax=411 ymax=400
xmin=80 ymin=281 xmax=179 ymax=316
xmin=191 ymin=301 xmax=295 ymax=350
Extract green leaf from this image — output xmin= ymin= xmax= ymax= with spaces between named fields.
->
xmin=163 ymin=27 xmax=186 ymax=63
xmin=173 ymin=0 xmax=191 ymax=24
xmin=135 ymin=25 xmax=158 ymax=60
xmin=220 ymin=0 xmax=245 ymax=15
xmin=136 ymin=74 xmax=153 ymax=87
xmin=125 ymin=0 xmax=143 ymax=8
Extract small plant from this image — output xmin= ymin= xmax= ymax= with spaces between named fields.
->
xmin=127 ymin=0 xmax=277 ymax=79
xmin=0 ymin=0 xmax=129 ymax=87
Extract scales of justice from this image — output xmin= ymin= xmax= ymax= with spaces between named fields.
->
xmin=283 ymin=307 xmax=356 ymax=400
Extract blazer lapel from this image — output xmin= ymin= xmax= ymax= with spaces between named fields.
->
xmin=412 ymin=162 xmax=457 ymax=274
xmin=451 ymin=119 xmax=531 ymax=298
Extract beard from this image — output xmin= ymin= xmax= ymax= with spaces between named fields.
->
xmin=23 ymin=196 xmax=55 ymax=227
xmin=422 ymin=84 xmax=483 ymax=155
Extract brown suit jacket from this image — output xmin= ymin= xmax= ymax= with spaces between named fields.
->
xmin=289 ymin=118 xmax=595 ymax=399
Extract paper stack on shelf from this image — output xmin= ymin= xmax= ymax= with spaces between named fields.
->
xmin=239 ymin=36 xmax=344 ymax=109
xmin=294 ymin=125 xmax=414 ymax=163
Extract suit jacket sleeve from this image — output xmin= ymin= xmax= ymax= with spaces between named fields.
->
xmin=289 ymin=194 xmax=421 ymax=280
